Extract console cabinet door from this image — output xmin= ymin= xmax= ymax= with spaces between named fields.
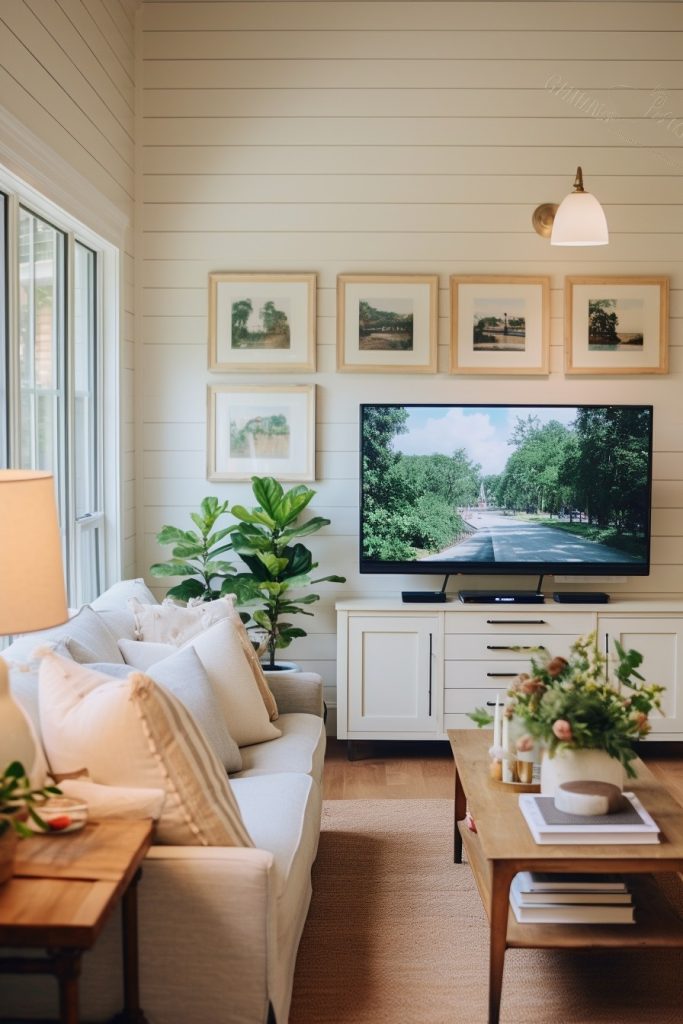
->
xmin=599 ymin=616 xmax=683 ymax=736
xmin=346 ymin=615 xmax=441 ymax=735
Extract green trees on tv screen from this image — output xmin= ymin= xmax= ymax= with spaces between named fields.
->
xmin=362 ymin=406 xmax=650 ymax=562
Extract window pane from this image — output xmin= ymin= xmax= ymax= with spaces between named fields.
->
xmin=74 ymin=242 xmax=97 ymax=519
xmin=74 ymin=520 xmax=102 ymax=606
xmin=18 ymin=208 xmax=66 ymax=495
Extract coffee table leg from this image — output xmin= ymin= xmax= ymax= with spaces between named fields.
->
xmin=453 ymin=761 xmax=466 ymax=863
xmin=488 ymin=862 xmax=515 ymax=1024
xmin=53 ymin=949 xmax=82 ymax=1024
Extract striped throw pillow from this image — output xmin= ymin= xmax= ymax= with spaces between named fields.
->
xmin=38 ymin=651 xmax=253 ymax=847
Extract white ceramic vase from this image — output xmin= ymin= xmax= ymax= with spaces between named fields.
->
xmin=540 ymin=747 xmax=625 ymax=797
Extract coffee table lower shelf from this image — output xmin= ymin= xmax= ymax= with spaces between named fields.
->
xmin=459 ymin=821 xmax=683 ymax=950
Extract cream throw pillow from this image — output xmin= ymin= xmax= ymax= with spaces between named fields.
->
xmin=181 ymin=617 xmax=281 ymax=747
xmin=118 ymin=638 xmax=176 ymax=670
xmin=221 ymin=595 xmax=279 ymax=722
xmin=129 ymin=596 xmax=233 ymax=646
xmin=38 ymin=652 xmax=253 ymax=847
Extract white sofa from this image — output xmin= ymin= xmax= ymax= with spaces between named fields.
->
xmin=1 ymin=580 xmax=326 ymax=1024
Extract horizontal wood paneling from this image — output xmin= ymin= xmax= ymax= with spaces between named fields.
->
xmin=141 ymin=1 xmax=683 ymax=711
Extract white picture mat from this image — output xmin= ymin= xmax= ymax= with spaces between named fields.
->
xmin=215 ymin=280 xmax=310 ymax=366
xmin=456 ymin=283 xmax=545 ymax=369
xmin=211 ymin=388 xmax=313 ymax=480
xmin=570 ymin=284 xmax=662 ymax=369
xmin=342 ymin=281 xmax=433 ymax=367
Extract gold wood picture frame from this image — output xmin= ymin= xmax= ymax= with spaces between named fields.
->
xmin=337 ymin=274 xmax=438 ymax=373
xmin=207 ymin=384 xmax=315 ymax=482
xmin=565 ymin=276 xmax=669 ymax=375
xmin=450 ymin=275 xmax=550 ymax=376
xmin=209 ymin=272 xmax=316 ymax=372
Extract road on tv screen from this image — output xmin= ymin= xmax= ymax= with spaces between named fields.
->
xmin=418 ymin=510 xmax=643 ymax=564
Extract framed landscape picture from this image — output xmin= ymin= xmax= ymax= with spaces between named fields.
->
xmin=209 ymin=272 xmax=316 ymax=372
xmin=565 ymin=276 xmax=669 ymax=375
xmin=450 ymin=276 xmax=550 ymax=375
xmin=207 ymin=384 xmax=315 ymax=482
xmin=337 ymin=274 xmax=438 ymax=373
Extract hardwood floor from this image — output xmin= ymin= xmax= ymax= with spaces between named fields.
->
xmin=324 ymin=737 xmax=683 ymax=806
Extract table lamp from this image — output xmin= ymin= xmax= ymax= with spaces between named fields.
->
xmin=0 ymin=470 xmax=68 ymax=771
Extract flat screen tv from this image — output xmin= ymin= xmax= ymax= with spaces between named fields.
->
xmin=360 ymin=404 xmax=653 ymax=579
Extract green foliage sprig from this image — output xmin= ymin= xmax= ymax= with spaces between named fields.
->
xmin=150 ymin=497 xmax=238 ymax=602
xmin=0 ymin=762 xmax=60 ymax=838
xmin=226 ymin=477 xmax=346 ymax=669
xmin=505 ymin=633 xmax=665 ymax=777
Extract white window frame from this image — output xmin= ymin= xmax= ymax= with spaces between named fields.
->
xmin=1 ymin=165 xmax=121 ymax=604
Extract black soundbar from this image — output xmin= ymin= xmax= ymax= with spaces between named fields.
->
xmin=553 ymin=592 xmax=610 ymax=604
xmin=458 ymin=591 xmax=545 ymax=604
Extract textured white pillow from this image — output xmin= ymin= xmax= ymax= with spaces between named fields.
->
xmin=129 ymin=596 xmax=233 ymax=646
xmin=221 ymin=595 xmax=279 ymax=721
xmin=118 ymin=638 xmax=175 ymax=670
xmin=182 ymin=617 xmax=281 ymax=747
xmin=88 ymin=648 xmax=243 ymax=775
xmin=38 ymin=652 xmax=253 ymax=847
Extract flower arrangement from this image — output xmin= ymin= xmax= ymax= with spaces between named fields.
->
xmin=504 ymin=632 xmax=665 ymax=777
xmin=0 ymin=762 xmax=60 ymax=838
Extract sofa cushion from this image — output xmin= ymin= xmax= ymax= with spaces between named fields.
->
xmin=118 ymin=638 xmax=175 ymax=670
xmin=38 ymin=651 xmax=253 ymax=847
xmin=89 ymin=647 xmax=242 ymax=774
xmin=57 ymin=777 xmax=166 ymax=821
xmin=4 ymin=604 xmax=122 ymax=665
xmin=222 ymin=595 xmax=279 ymax=722
xmin=91 ymin=578 xmax=157 ymax=611
xmin=233 ymin=714 xmax=325 ymax=782
xmin=182 ymin=618 xmax=281 ymax=748
xmin=129 ymin=596 xmax=233 ymax=646
xmin=230 ymin=772 xmax=321 ymax=900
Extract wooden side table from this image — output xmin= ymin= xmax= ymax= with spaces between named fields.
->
xmin=0 ymin=819 xmax=153 ymax=1024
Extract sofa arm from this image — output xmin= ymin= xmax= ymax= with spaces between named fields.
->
xmin=264 ymin=670 xmax=324 ymax=718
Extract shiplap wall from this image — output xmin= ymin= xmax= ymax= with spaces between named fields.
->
xmin=0 ymin=0 xmax=137 ymax=579
xmin=140 ymin=0 xmax=683 ymax=717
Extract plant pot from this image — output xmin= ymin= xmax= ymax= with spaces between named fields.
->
xmin=0 ymin=825 xmax=18 ymax=886
xmin=260 ymin=660 xmax=301 ymax=674
xmin=540 ymin=747 xmax=625 ymax=797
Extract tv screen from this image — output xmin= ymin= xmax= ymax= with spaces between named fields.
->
xmin=360 ymin=404 xmax=653 ymax=578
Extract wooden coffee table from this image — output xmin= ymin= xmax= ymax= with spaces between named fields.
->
xmin=449 ymin=729 xmax=683 ymax=1024
xmin=0 ymin=818 xmax=153 ymax=1024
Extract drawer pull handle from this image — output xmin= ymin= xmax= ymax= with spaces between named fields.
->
xmin=486 ymin=619 xmax=547 ymax=625
xmin=486 ymin=644 xmax=546 ymax=652
xmin=486 ymin=672 xmax=518 ymax=678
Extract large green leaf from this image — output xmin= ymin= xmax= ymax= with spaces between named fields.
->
xmin=252 ymin=476 xmax=284 ymax=518
xmin=171 ymin=543 xmax=205 ymax=558
xmin=256 ymin=552 xmax=289 ymax=576
xmin=150 ymin=562 xmax=200 ymax=578
xmin=230 ymin=505 xmax=276 ymax=529
xmin=277 ymin=572 xmax=312 ymax=590
xmin=312 ymin=574 xmax=346 ymax=584
xmin=280 ymin=516 xmax=329 ymax=542
xmin=285 ymin=544 xmax=314 ymax=577
xmin=204 ymin=561 xmax=236 ymax=575
xmin=157 ymin=526 xmax=198 ymax=546
xmin=201 ymin=496 xmax=229 ymax=527
xmin=274 ymin=487 xmax=315 ymax=527
xmin=166 ymin=579 xmax=208 ymax=602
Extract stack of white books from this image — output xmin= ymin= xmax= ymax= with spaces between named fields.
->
xmin=510 ymin=871 xmax=635 ymax=924
xmin=519 ymin=792 xmax=660 ymax=845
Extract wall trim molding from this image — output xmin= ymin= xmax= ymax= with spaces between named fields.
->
xmin=0 ymin=103 xmax=129 ymax=246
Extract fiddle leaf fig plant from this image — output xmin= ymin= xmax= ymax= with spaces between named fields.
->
xmin=150 ymin=496 xmax=238 ymax=602
xmin=1 ymin=762 xmax=60 ymax=838
xmin=228 ymin=477 xmax=346 ymax=669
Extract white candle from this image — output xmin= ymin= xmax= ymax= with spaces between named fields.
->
xmin=501 ymin=714 xmax=512 ymax=782
xmin=493 ymin=693 xmax=501 ymax=748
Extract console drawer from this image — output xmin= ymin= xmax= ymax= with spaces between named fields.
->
xmin=444 ymin=611 xmax=595 ymax=635
xmin=445 ymin=659 xmax=526 ymax=689
xmin=445 ymin=633 xmax=575 ymax=661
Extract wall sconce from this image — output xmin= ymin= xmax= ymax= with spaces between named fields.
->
xmin=532 ymin=167 xmax=609 ymax=246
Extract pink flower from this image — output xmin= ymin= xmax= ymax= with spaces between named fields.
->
xmin=630 ymin=711 xmax=649 ymax=734
xmin=520 ymin=676 xmax=546 ymax=696
xmin=552 ymin=719 xmax=573 ymax=742
xmin=516 ymin=734 xmax=535 ymax=753
xmin=547 ymin=656 xmax=569 ymax=678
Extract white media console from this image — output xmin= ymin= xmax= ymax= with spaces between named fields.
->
xmin=336 ymin=598 xmax=683 ymax=742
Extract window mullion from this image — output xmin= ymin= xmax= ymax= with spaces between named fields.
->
xmin=65 ymin=231 xmax=76 ymax=602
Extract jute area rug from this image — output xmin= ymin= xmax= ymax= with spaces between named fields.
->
xmin=289 ymin=799 xmax=683 ymax=1024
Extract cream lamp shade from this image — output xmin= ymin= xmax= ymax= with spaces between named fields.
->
xmin=0 ymin=470 xmax=68 ymax=772
xmin=550 ymin=166 xmax=609 ymax=247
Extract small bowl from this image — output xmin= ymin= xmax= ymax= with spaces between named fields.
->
xmin=35 ymin=797 xmax=88 ymax=834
